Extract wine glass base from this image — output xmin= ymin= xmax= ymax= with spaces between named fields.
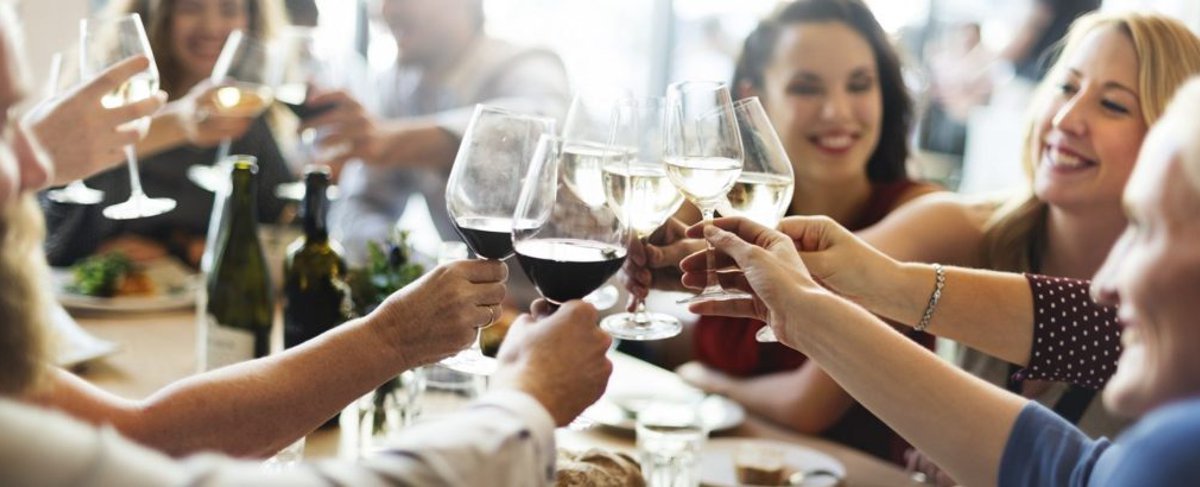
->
xmin=103 ymin=196 xmax=177 ymax=220
xmin=439 ymin=351 xmax=497 ymax=376
xmin=188 ymin=164 xmax=227 ymax=193
xmin=676 ymin=289 xmax=752 ymax=305
xmin=754 ymin=326 xmax=779 ymax=343
xmin=600 ymin=312 xmax=682 ymax=341
xmin=46 ymin=186 xmax=105 ymax=205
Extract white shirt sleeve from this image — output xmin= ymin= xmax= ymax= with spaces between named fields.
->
xmin=0 ymin=391 xmax=558 ymax=487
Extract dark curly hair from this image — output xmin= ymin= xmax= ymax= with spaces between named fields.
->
xmin=732 ymin=0 xmax=912 ymax=183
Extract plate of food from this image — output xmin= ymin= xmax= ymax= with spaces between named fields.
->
xmin=583 ymin=391 xmax=746 ymax=433
xmin=699 ymin=438 xmax=846 ymax=487
xmin=52 ymin=254 xmax=199 ymax=312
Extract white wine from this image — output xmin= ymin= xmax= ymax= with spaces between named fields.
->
xmin=102 ymin=72 xmax=158 ymax=135
xmin=211 ymin=82 xmax=275 ymax=117
xmin=562 ymin=143 xmax=630 ymax=208
xmin=717 ymin=172 xmax=794 ymax=227
xmin=665 ymin=156 xmax=742 ymax=205
xmin=603 ymin=162 xmax=684 ymax=238
xmin=100 ymin=72 xmax=159 ymax=109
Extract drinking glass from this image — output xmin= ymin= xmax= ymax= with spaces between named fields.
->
xmin=442 ymin=105 xmax=555 ymax=375
xmin=81 ymin=13 xmax=176 ymax=219
xmin=636 ymin=401 xmax=709 ymax=487
xmin=599 ymin=97 xmax=687 ymax=340
xmin=512 ymin=135 xmax=630 ymax=307
xmin=43 ymin=51 xmax=105 ymax=205
xmin=664 ymin=81 xmax=745 ymax=303
xmin=561 ymin=92 xmax=635 ymax=310
xmin=190 ymin=30 xmax=277 ymax=192
xmin=722 ymin=97 xmax=795 ymax=342
xmin=273 ymin=26 xmax=338 ymax=162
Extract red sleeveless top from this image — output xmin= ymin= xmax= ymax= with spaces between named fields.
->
xmin=694 ymin=179 xmax=939 ymax=464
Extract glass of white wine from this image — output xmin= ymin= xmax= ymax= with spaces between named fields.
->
xmin=599 ymin=97 xmax=687 ymax=340
xmin=190 ymin=30 xmax=277 ymax=193
xmin=81 ymin=13 xmax=176 ymax=220
xmin=664 ymin=81 xmax=745 ymax=303
xmin=43 ymin=51 xmax=105 ymax=205
xmin=723 ymin=97 xmax=795 ymax=342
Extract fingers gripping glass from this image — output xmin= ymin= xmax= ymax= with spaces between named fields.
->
xmin=43 ymin=52 xmax=105 ymax=205
xmin=81 ymin=13 xmax=176 ymax=220
xmin=441 ymin=105 xmax=556 ymax=375
xmin=597 ymin=97 xmax=687 ymax=340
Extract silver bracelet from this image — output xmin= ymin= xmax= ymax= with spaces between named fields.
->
xmin=915 ymin=264 xmax=945 ymax=332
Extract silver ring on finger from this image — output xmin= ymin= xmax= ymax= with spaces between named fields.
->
xmin=477 ymin=304 xmax=498 ymax=330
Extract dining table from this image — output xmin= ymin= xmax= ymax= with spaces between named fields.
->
xmin=71 ymin=306 xmax=917 ymax=486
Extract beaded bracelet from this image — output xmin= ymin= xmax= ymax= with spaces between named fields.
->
xmin=915 ymin=264 xmax=945 ymax=332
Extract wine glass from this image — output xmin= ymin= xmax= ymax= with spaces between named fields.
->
xmin=442 ymin=105 xmax=556 ymax=375
xmin=561 ymin=91 xmax=635 ymax=310
xmin=80 ymin=13 xmax=176 ymax=220
xmin=513 ymin=134 xmax=630 ymax=308
xmin=43 ymin=51 xmax=104 ymax=205
xmin=598 ymin=97 xmax=687 ymax=340
xmin=664 ymin=81 xmax=745 ymax=303
xmin=189 ymin=30 xmax=277 ymax=193
xmin=721 ymin=97 xmax=796 ymax=342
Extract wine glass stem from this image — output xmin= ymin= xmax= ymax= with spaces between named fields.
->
xmin=701 ymin=206 xmax=721 ymax=294
xmin=216 ymin=138 xmax=232 ymax=164
xmin=124 ymin=145 xmax=146 ymax=197
xmin=469 ymin=328 xmax=484 ymax=355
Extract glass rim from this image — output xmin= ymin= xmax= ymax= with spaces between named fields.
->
xmin=470 ymin=103 xmax=556 ymax=125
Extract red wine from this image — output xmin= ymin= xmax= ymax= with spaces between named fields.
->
xmin=453 ymin=216 xmax=515 ymax=260
xmin=283 ymin=101 xmax=336 ymax=120
xmin=515 ymin=238 xmax=627 ymax=304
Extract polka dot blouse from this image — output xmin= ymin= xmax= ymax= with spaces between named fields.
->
xmin=1014 ymin=274 xmax=1122 ymax=389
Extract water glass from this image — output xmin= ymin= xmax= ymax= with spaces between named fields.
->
xmin=636 ymin=402 xmax=708 ymax=487
xmin=354 ymin=368 xmax=426 ymax=458
xmin=262 ymin=438 xmax=305 ymax=470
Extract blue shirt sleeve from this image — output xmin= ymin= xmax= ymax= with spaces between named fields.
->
xmin=999 ymin=402 xmax=1111 ymax=487
xmin=1091 ymin=398 xmax=1200 ymax=486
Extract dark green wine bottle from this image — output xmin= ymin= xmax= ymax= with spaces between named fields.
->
xmin=204 ymin=156 xmax=274 ymax=371
xmin=284 ymin=167 xmax=355 ymax=349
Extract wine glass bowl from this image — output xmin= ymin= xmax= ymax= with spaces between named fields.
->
xmin=513 ymin=135 xmax=629 ymax=306
xmin=80 ymin=13 xmax=176 ymax=220
xmin=718 ymin=97 xmax=795 ymax=228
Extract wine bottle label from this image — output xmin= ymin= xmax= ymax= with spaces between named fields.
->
xmin=205 ymin=314 xmax=255 ymax=370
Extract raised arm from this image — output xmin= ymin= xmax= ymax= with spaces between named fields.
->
xmin=30 ymin=260 xmax=507 ymax=457
xmin=682 ymin=218 xmax=1027 ymax=486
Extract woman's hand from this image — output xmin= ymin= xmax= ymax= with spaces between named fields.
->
xmin=21 ymin=55 xmax=166 ymax=185
xmin=173 ymin=80 xmax=256 ymax=147
xmin=619 ymin=218 xmax=703 ymax=309
xmin=774 ymin=215 xmax=903 ymax=305
xmin=677 ymin=217 xmax=824 ymax=347
xmin=367 ymin=259 xmax=508 ymax=367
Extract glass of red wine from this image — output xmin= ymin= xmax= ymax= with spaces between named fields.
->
xmin=513 ymin=135 xmax=630 ymax=309
xmin=441 ymin=105 xmax=555 ymax=375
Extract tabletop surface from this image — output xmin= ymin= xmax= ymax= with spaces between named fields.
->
xmin=73 ymin=308 xmax=915 ymax=486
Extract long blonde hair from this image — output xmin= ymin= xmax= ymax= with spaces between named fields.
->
xmin=981 ymin=12 xmax=1200 ymax=272
xmin=106 ymin=0 xmax=288 ymax=99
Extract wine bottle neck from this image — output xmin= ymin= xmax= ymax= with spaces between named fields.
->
xmin=302 ymin=182 xmax=329 ymax=242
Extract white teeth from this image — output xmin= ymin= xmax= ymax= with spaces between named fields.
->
xmin=1046 ymin=148 xmax=1088 ymax=169
xmin=818 ymin=135 xmax=853 ymax=149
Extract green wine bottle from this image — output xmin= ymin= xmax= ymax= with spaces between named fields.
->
xmin=284 ymin=167 xmax=355 ymax=349
xmin=203 ymin=156 xmax=274 ymax=371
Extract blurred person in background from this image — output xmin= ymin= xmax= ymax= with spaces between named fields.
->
xmin=301 ymin=0 xmax=569 ymax=266
xmin=622 ymin=0 xmax=941 ymax=465
xmin=1003 ymin=0 xmax=1101 ymax=82
xmin=41 ymin=0 xmax=295 ymax=268
xmin=918 ymin=21 xmax=994 ymax=165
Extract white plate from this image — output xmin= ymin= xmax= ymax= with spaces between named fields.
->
xmin=699 ymin=438 xmax=846 ymax=487
xmin=53 ymin=258 xmax=199 ymax=313
xmin=51 ymin=303 xmax=119 ymax=367
xmin=583 ymin=392 xmax=746 ymax=432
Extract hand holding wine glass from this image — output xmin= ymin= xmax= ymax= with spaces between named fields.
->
xmin=664 ymin=81 xmax=745 ymax=303
xmin=80 ymin=13 xmax=176 ymax=220
xmin=42 ymin=52 xmax=103 ymax=204
xmin=441 ymin=105 xmax=555 ymax=375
